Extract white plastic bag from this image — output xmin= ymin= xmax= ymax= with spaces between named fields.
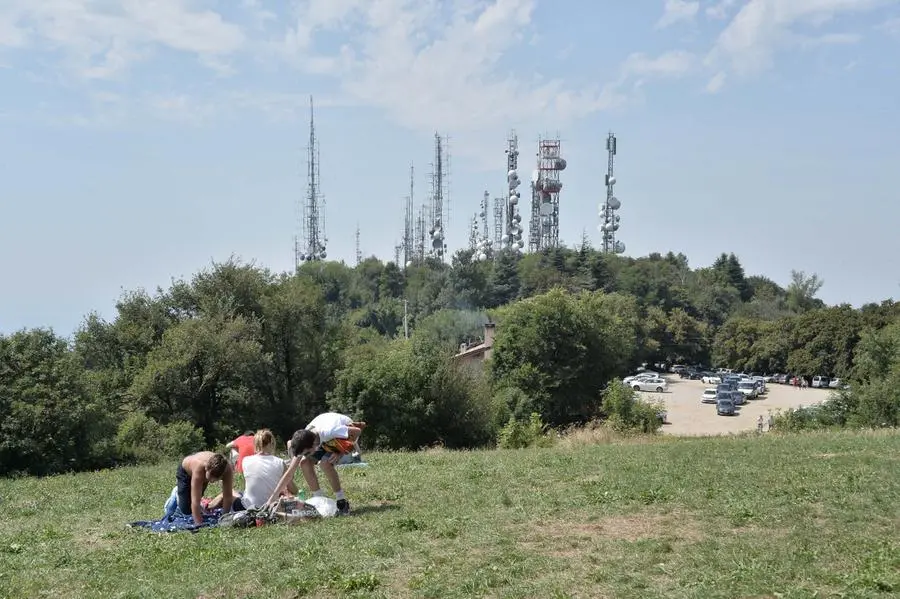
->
xmin=304 ymin=496 xmax=338 ymax=518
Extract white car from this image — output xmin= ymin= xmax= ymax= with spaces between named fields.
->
xmin=632 ymin=378 xmax=668 ymax=393
xmin=623 ymin=372 xmax=659 ymax=385
xmin=701 ymin=388 xmax=718 ymax=403
xmin=702 ymin=374 xmax=721 ymax=385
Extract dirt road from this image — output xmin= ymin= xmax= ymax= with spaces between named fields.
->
xmin=646 ymin=377 xmax=832 ymax=436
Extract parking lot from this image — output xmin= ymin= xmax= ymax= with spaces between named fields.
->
xmin=649 ymin=377 xmax=833 ymax=436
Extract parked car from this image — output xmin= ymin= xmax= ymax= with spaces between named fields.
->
xmin=737 ymin=380 xmax=758 ymax=400
xmin=632 ymin=378 xmax=668 ymax=393
xmin=716 ymin=397 xmax=736 ymax=416
xmin=701 ymin=388 xmax=718 ymax=404
xmin=702 ymin=373 xmax=722 ymax=385
xmin=751 ymin=377 xmax=767 ymax=394
xmin=623 ymin=372 xmax=659 ymax=385
xmin=829 ymin=378 xmax=844 ymax=389
xmin=724 ymin=389 xmax=745 ymax=405
xmin=812 ymin=375 xmax=830 ymax=388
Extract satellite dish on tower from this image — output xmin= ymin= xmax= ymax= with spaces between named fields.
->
xmin=609 ymin=196 xmax=621 ymax=210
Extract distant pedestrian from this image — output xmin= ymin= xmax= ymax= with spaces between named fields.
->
xmin=767 ymin=411 xmax=774 ymax=432
xmin=757 ymin=415 xmax=764 ymax=433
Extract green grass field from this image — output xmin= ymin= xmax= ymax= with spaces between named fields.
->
xmin=1 ymin=430 xmax=899 ymax=599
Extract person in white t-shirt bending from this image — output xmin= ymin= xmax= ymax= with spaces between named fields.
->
xmin=267 ymin=412 xmax=365 ymax=515
xmin=241 ymin=428 xmax=298 ymax=509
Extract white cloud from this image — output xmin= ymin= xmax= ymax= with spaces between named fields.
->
xmin=620 ymin=50 xmax=696 ymax=79
xmin=0 ymin=0 xmax=246 ymax=79
xmin=706 ymin=0 xmax=738 ymax=20
xmin=879 ymin=16 xmax=900 ymax=36
xmin=705 ymin=71 xmax=726 ymax=93
xmin=270 ymin=0 xmax=644 ymax=139
xmin=657 ymin=0 xmax=701 ymax=29
xmin=705 ymin=0 xmax=896 ymax=88
xmin=0 ymin=0 xmax=696 ymax=149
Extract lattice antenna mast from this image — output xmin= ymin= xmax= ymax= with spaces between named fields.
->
xmin=415 ymin=204 xmax=426 ymax=262
xmin=503 ymin=131 xmax=524 ymax=252
xmin=531 ymin=136 xmax=566 ymax=251
xmin=599 ymin=132 xmax=624 ymax=254
xmin=471 ymin=191 xmax=493 ymax=262
xmin=468 ymin=215 xmax=479 ymax=251
xmin=428 ymin=133 xmax=450 ymax=261
xmin=403 ymin=163 xmax=415 ymax=267
xmin=355 ymin=224 xmax=362 ymax=266
xmin=493 ymin=195 xmax=505 ymax=249
xmin=296 ymin=95 xmax=327 ymax=266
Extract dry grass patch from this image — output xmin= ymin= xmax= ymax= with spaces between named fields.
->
xmin=587 ymin=509 xmax=703 ymax=543
xmin=520 ymin=508 xmax=703 ymax=549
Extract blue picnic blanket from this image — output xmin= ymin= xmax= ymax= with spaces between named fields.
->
xmin=128 ymin=509 xmax=222 ymax=533
xmin=128 ymin=486 xmax=222 ymax=533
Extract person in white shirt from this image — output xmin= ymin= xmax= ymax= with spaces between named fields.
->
xmin=240 ymin=429 xmax=297 ymax=509
xmin=267 ymin=412 xmax=365 ymax=515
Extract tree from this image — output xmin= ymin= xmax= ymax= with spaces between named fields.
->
xmin=0 ymin=329 xmax=114 ymax=475
xmin=490 ymin=288 xmax=639 ymax=426
xmin=786 ymin=270 xmax=825 ymax=313
xmin=129 ymin=313 xmax=269 ymax=444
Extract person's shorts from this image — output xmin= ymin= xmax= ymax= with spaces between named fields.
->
xmin=306 ymin=447 xmax=330 ymax=464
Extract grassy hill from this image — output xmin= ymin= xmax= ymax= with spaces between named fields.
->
xmin=1 ymin=430 xmax=898 ymax=599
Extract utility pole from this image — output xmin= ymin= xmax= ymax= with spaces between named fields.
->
xmin=403 ymin=299 xmax=409 ymax=339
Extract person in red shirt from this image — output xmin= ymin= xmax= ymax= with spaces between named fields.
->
xmin=226 ymin=431 xmax=255 ymax=474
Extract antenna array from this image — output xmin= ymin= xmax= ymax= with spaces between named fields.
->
xmin=403 ymin=164 xmax=415 ymax=267
xmin=493 ymin=196 xmax=505 ymax=249
xmin=471 ymin=191 xmax=493 ymax=261
xmin=599 ymin=132 xmax=625 ymax=254
xmin=502 ymin=131 xmax=525 ymax=252
xmin=294 ymin=96 xmax=327 ymax=269
xmin=427 ymin=133 xmax=451 ymax=261
xmin=529 ymin=136 xmax=566 ymax=252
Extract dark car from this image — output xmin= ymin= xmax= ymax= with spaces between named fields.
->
xmin=716 ymin=398 xmax=736 ymax=416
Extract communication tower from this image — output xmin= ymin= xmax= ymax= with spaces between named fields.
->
xmin=355 ymin=224 xmax=362 ymax=266
xmin=294 ymin=95 xmax=327 ymax=269
xmin=599 ymin=132 xmax=625 ymax=254
xmin=502 ymin=131 xmax=525 ymax=252
xmin=493 ymin=196 xmax=505 ymax=248
xmin=529 ymin=136 xmax=566 ymax=252
xmin=427 ymin=133 xmax=451 ymax=261
xmin=468 ymin=215 xmax=479 ymax=252
xmin=414 ymin=204 xmax=427 ymax=263
xmin=403 ymin=164 xmax=415 ymax=268
xmin=471 ymin=191 xmax=493 ymax=261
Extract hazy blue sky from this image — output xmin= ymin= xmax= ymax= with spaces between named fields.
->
xmin=2 ymin=0 xmax=899 ymax=336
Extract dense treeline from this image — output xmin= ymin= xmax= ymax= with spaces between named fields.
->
xmin=2 ymin=244 xmax=899 ymax=475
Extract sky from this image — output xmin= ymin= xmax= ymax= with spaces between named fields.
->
xmin=1 ymin=0 xmax=899 ymax=337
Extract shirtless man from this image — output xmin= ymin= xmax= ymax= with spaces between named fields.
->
xmin=176 ymin=451 xmax=234 ymax=525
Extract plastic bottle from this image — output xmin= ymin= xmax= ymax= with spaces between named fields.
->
xmin=298 ymin=488 xmax=307 ymax=501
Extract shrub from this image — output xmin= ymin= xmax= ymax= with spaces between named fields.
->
xmin=497 ymin=413 xmax=556 ymax=449
xmin=600 ymin=379 xmax=664 ymax=434
xmin=115 ymin=413 xmax=204 ymax=464
xmin=329 ymin=339 xmax=496 ymax=450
